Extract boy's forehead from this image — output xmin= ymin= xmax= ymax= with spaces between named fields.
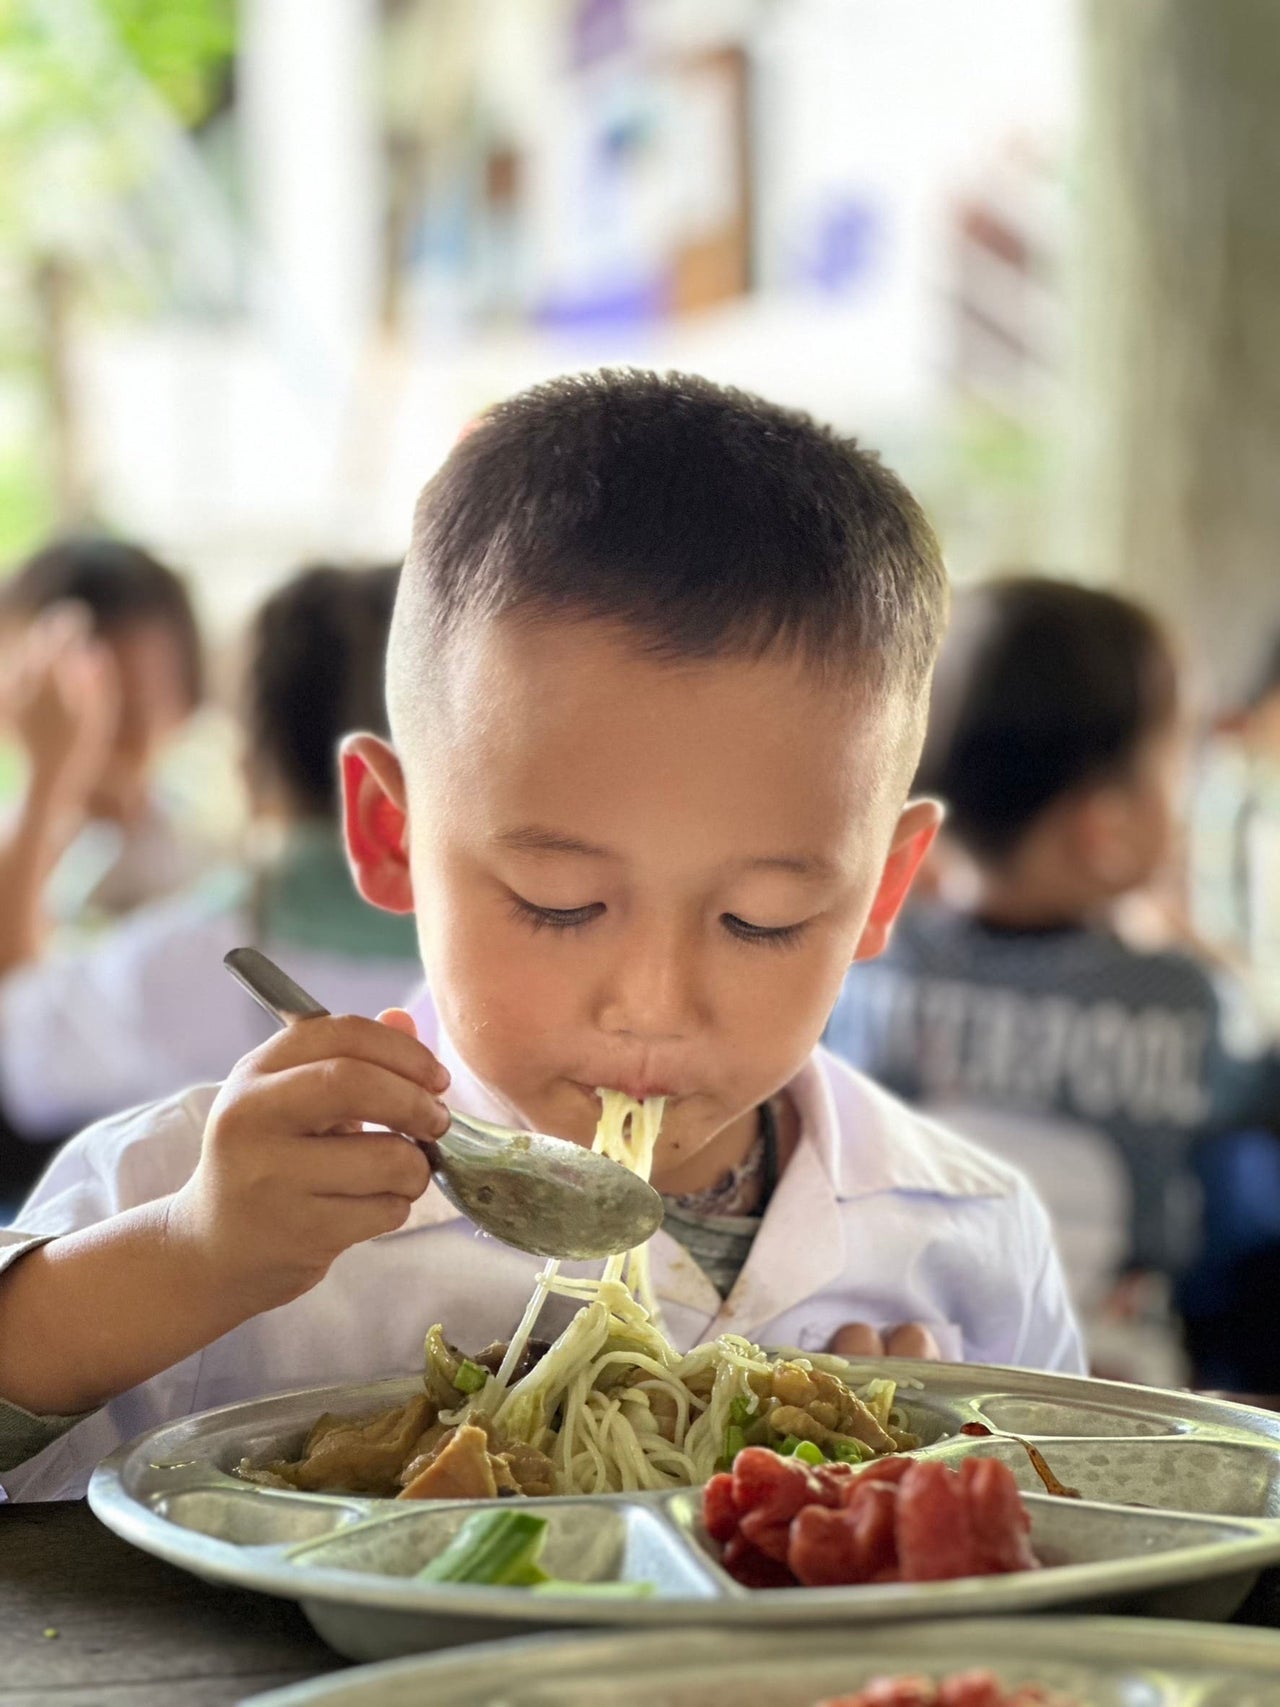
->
xmin=418 ymin=616 xmax=914 ymax=835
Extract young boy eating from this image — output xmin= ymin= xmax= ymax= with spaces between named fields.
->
xmin=0 ymin=373 xmax=1083 ymax=1500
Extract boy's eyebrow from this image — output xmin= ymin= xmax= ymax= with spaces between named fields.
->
xmin=746 ymin=853 xmax=841 ymax=880
xmin=495 ymin=825 xmax=839 ymax=879
xmin=495 ymin=826 xmax=615 ymax=858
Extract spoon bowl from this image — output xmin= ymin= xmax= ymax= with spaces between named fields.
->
xmin=223 ymin=947 xmax=664 ymax=1260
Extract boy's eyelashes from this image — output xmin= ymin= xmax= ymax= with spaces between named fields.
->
xmin=720 ymin=914 xmax=810 ymax=950
xmin=507 ymin=895 xmax=604 ymax=932
xmin=505 ymin=891 xmax=810 ymax=949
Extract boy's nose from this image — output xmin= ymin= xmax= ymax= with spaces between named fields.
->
xmin=596 ymin=931 xmax=704 ymax=1043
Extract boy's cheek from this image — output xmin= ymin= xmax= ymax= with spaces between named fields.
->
xmin=430 ymin=925 xmax=572 ymax=1092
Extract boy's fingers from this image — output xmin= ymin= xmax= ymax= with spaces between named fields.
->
xmin=314 ymin=1191 xmax=418 ymax=1248
xmin=286 ymin=1129 xmax=432 ymax=1201
xmin=883 ymin=1323 xmax=942 ymax=1361
xmin=239 ymin=1013 xmax=449 ymax=1092
xmin=828 ymin=1323 xmax=886 ymax=1358
xmin=219 ymin=1059 xmax=449 ymax=1145
xmin=378 ymin=1007 xmax=450 ymax=1086
xmin=828 ymin=1322 xmax=942 ymax=1360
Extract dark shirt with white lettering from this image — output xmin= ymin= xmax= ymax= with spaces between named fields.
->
xmin=824 ymin=906 xmax=1280 ymax=1273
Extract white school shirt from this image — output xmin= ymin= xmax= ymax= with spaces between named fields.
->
xmin=0 ymin=1021 xmax=1084 ymax=1501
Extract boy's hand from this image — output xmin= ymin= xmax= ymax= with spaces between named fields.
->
xmin=829 ymin=1322 xmax=942 ymax=1360
xmin=169 ymin=1012 xmax=450 ymax=1315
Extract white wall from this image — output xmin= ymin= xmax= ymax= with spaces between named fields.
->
xmin=75 ymin=0 xmax=1078 ymax=616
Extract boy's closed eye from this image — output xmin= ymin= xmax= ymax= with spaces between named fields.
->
xmin=507 ymin=890 xmax=812 ymax=948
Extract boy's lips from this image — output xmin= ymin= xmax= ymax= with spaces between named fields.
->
xmin=571 ymin=1078 xmax=683 ymax=1103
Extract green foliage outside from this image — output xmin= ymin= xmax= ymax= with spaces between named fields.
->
xmin=97 ymin=0 xmax=236 ymax=128
xmin=0 ymin=0 xmax=237 ymax=563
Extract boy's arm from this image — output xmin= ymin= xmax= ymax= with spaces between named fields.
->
xmin=0 ymin=1013 xmax=450 ymax=1417
xmin=0 ymin=1201 xmax=250 ymax=1415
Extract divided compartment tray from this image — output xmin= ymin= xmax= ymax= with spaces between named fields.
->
xmin=88 ymin=1357 xmax=1280 ymax=1662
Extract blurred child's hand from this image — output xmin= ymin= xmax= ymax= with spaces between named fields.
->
xmin=829 ymin=1322 xmax=942 ymax=1360
xmin=170 ymin=1012 xmax=450 ymax=1314
xmin=11 ymin=603 xmax=119 ymax=808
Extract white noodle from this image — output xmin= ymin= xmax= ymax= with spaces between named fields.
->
xmin=470 ymin=1089 xmax=896 ymax=1494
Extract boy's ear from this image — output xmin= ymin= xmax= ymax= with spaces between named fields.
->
xmin=341 ymin=733 xmax=415 ymax=915
xmin=852 ymin=797 xmax=943 ymax=963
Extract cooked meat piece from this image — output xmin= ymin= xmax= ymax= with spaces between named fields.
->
xmin=237 ymin=1394 xmax=435 ymax=1496
xmin=500 ymin=1439 xmax=557 ymax=1496
xmin=233 ymin=1466 xmax=298 ymax=1491
xmin=471 ymin=1338 xmax=552 ymax=1382
xmin=768 ymin=1403 xmax=829 ymax=1444
xmin=398 ymin=1424 xmax=499 ymax=1500
xmin=834 ymin=1394 xmax=897 ymax=1454
xmin=770 ymin=1363 xmax=818 ymax=1406
xmin=396 ymin=1405 xmax=557 ymax=1501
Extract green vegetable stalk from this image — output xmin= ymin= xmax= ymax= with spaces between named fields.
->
xmin=417 ymin=1511 xmax=550 ymax=1586
xmin=416 ymin=1509 xmax=654 ymax=1597
xmin=721 ymin=1423 xmax=747 ymax=1467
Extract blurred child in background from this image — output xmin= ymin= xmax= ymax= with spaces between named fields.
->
xmin=0 ymin=537 xmax=207 ymax=967
xmin=1188 ymin=630 xmax=1280 ymax=1024
xmin=824 ymin=577 xmax=1280 ymax=1378
xmin=0 ymin=563 xmax=418 ymax=1171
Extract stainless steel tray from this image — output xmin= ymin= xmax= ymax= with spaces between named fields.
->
xmin=246 ymin=1619 xmax=1280 ymax=1706
xmin=88 ymin=1358 xmax=1280 ymax=1664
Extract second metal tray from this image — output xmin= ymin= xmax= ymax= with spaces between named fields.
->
xmin=242 ymin=1618 xmax=1280 ymax=1707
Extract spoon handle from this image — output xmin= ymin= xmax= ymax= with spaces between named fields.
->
xmin=224 ymin=946 xmax=330 ymax=1025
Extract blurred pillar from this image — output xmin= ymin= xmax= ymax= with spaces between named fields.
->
xmin=239 ymin=0 xmax=382 ymax=368
xmin=1079 ymin=0 xmax=1280 ymax=701
xmin=34 ymin=257 xmax=92 ymax=528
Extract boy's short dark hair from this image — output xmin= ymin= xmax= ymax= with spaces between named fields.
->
xmin=918 ymin=576 xmax=1180 ymax=864
xmin=391 ymin=369 xmax=947 ymax=734
xmin=2 ymin=535 xmax=203 ymax=707
xmin=248 ymin=563 xmax=399 ymax=819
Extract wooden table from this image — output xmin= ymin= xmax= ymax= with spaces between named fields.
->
xmin=4 ymin=1500 xmax=1280 ymax=1706
xmin=0 ymin=1503 xmax=346 ymax=1706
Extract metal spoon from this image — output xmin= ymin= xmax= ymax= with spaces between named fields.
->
xmin=223 ymin=947 xmax=664 ymax=1260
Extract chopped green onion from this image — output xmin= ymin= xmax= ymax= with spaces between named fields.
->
xmin=791 ymin=1440 xmax=825 ymax=1467
xmin=417 ymin=1510 xmax=549 ymax=1586
xmin=776 ymin=1435 xmax=801 ymax=1456
xmin=728 ymin=1395 xmax=757 ymax=1427
xmin=828 ymin=1436 xmax=874 ymax=1465
xmin=454 ymin=1359 xmax=488 ymax=1395
xmin=721 ymin=1424 xmax=747 ymax=1466
xmin=743 ymin=1415 xmax=774 ymax=1447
